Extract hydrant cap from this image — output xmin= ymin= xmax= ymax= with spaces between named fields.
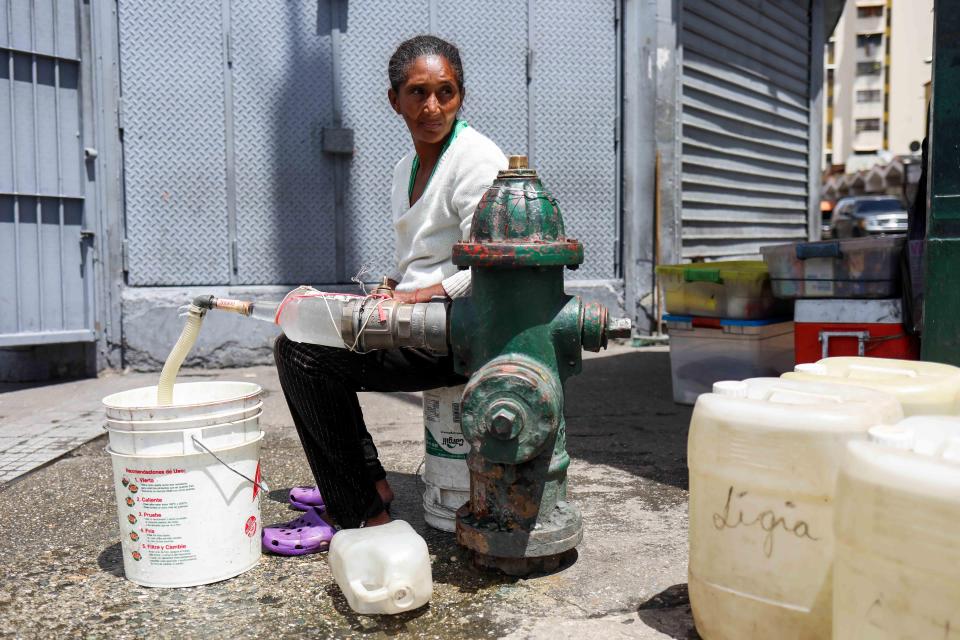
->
xmin=452 ymin=159 xmax=584 ymax=269
xmin=460 ymin=355 xmax=563 ymax=464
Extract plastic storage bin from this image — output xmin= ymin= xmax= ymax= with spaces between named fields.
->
xmin=794 ymin=298 xmax=919 ymax=364
xmin=689 ymin=378 xmax=904 ymax=640
xmin=783 ymin=356 xmax=960 ymax=416
xmin=834 ymin=417 xmax=960 ymax=639
xmin=655 ymin=261 xmax=786 ymax=319
xmin=760 ymin=236 xmax=904 ymax=299
xmin=665 ymin=315 xmax=795 ymax=405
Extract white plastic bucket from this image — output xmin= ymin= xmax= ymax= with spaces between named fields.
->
xmin=104 ymin=382 xmax=264 ymax=588
xmin=422 ymin=385 xmax=469 ymax=532
xmin=103 ymin=381 xmax=262 ymax=422
xmin=106 ymin=411 xmax=262 ymax=456
xmin=105 ymin=401 xmax=263 ymax=432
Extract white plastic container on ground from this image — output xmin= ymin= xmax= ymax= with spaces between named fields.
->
xmin=783 ymin=356 xmax=960 ymax=416
xmin=104 ymin=382 xmax=264 ymax=588
xmin=329 ymin=519 xmax=433 ymax=615
xmin=688 ymin=377 xmax=903 ymax=640
xmin=665 ymin=315 xmax=795 ymax=405
xmin=422 ymin=385 xmax=469 ymax=532
xmin=835 ymin=417 xmax=960 ymax=639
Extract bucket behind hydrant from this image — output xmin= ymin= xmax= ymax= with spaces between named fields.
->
xmin=422 ymin=385 xmax=469 ymax=532
xmin=104 ymin=382 xmax=264 ymax=588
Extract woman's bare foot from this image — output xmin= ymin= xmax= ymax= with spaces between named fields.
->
xmin=364 ymin=509 xmax=392 ymax=527
xmin=376 ymin=478 xmax=395 ymax=505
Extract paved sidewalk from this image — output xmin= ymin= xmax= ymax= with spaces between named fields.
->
xmin=0 ymin=345 xmax=698 ymax=639
xmin=0 ymin=371 xmax=159 ymax=483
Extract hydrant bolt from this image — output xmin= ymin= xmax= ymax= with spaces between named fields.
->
xmin=489 ymin=403 xmax=523 ymax=440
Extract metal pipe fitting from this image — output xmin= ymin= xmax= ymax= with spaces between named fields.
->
xmin=340 ymin=298 xmax=449 ymax=355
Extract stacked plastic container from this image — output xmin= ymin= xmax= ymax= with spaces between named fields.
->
xmin=688 ymin=377 xmax=902 ymax=639
xmin=784 ymin=357 xmax=960 ymax=416
xmin=687 ymin=356 xmax=960 ymax=640
xmin=760 ymin=236 xmax=916 ymax=364
xmin=655 ymin=261 xmax=793 ymax=404
xmin=835 ymin=418 xmax=960 ymax=638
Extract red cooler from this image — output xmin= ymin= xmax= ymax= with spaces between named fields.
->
xmin=794 ymin=298 xmax=919 ymax=364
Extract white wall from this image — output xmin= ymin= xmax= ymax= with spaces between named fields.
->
xmin=889 ymin=0 xmax=933 ymax=154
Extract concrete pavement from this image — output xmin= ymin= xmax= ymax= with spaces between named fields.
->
xmin=0 ymin=344 xmax=698 ymax=639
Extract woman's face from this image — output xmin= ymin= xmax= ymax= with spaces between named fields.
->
xmin=389 ymin=54 xmax=462 ymax=147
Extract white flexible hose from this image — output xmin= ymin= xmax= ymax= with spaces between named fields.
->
xmin=157 ymin=305 xmax=206 ymax=406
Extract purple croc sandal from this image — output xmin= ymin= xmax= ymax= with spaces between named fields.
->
xmin=288 ymin=486 xmax=324 ymax=512
xmin=262 ymin=507 xmax=335 ymax=556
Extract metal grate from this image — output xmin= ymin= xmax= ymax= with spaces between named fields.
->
xmin=232 ymin=0 xmax=337 ymax=285
xmin=532 ymin=0 xmax=618 ymax=279
xmin=680 ymin=0 xmax=812 ymax=260
xmin=114 ymin=1 xmax=622 ymax=287
xmin=118 ymin=0 xmax=230 ymax=285
xmin=436 ymin=0 xmax=527 ymax=158
xmin=339 ymin=0 xmax=427 ymax=280
xmin=0 ymin=0 xmax=93 ymax=346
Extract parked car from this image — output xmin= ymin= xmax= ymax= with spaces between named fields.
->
xmin=830 ymin=195 xmax=908 ymax=238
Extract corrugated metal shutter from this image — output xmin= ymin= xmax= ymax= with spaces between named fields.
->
xmin=680 ymin=0 xmax=812 ymax=259
xmin=0 ymin=0 xmax=95 ymax=346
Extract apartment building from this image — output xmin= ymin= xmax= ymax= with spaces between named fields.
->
xmin=824 ymin=0 xmax=933 ymax=169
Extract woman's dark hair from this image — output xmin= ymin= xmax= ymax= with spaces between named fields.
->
xmin=388 ymin=35 xmax=464 ymax=94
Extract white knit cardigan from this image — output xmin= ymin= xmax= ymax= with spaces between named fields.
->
xmin=389 ymin=126 xmax=508 ymax=298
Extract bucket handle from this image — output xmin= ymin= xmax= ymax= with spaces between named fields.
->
xmin=189 ymin=436 xmax=270 ymax=495
xmin=103 ymin=411 xmax=262 ymax=436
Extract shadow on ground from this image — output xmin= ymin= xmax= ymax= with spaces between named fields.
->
xmin=637 ymin=584 xmax=701 ymax=640
xmin=565 ymin=350 xmax=692 ymax=492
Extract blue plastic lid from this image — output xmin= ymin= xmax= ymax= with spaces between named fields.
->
xmin=663 ymin=314 xmax=792 ymax=327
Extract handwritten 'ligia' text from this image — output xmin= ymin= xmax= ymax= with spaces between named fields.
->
xmin=712 ymin=486 xmax=819 ymax=557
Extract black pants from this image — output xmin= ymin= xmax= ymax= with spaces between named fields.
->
xmin=273 ymin=334 xmax=467 ymax=529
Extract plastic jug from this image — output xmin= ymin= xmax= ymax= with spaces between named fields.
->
xmin=783 ymin=357 xmax=960 ymax=416
xmin=328 ymin=520 xmax=432 ymax=615
xmin=688 ymin=378 xmax=903 ymax=640
xmin=834 ymin=417 xmax=960 ymax=639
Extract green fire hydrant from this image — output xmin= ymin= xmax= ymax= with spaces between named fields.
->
xmin=196 ymin=155 xmax=630 ymax=574
xmin=450 ymin=155 xmax=631 ymax=575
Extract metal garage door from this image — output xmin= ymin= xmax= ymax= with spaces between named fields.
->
xmin=680 ymin=0 xmax=813 ymax=259
xmin=0 ymin=0 xmax=95 ymax=346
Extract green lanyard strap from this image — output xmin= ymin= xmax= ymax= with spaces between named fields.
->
xmin=408 ymin=119 xmax=469 ymax=202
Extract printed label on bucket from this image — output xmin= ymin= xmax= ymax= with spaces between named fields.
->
xmin=424 ymin=397 xmax=468 ymax=459
xmin=118 ymin=465 xmax=200 ymax=567
xmin=111 ymin=448 xmax=261 ymax=587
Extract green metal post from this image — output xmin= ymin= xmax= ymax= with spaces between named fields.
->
xmin=921 ymin=0 xmax=960 ymax=364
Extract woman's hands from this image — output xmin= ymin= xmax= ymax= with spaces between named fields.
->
xmin=385 ymin=281 xmax=449 ymax=303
